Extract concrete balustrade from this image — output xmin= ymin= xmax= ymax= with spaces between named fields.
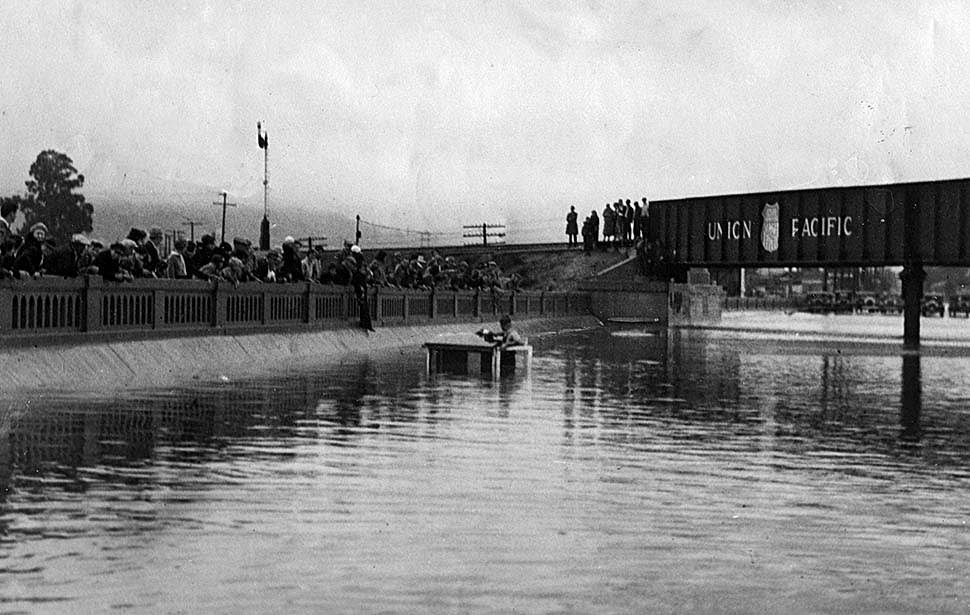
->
xmin=0 ymin=277 xmax=591 ymax=346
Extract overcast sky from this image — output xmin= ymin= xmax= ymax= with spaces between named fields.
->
xmin=2 ymin=1 xmax=969 ymax=242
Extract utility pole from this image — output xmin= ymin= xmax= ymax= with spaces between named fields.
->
xmin=163 ymin=229 xmax=181 ymax=255
xmin=213 ymin=191 xmax=237 ymax=245
xmin=258 ymin=121 xmax=270 ymax=250
xmin=355 ymin=214 xmax=361 ymax=246
xmin=181 ymin=218 xmax=204 ymax=243
xmin=462 ymin=222 xmax=506 ymax=246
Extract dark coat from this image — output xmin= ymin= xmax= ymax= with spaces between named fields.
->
xmin=44 ymin=244 xmax=81 ymax=277
xmin=12 ymin=235 xmax=44 ymax=275
xmin=566 ymin=210 xmax=578 ymax=235
xmin=94 ymin=248 xmax=123 ymax=281
xmin=280 ymin=244 xmax=305 ymax=282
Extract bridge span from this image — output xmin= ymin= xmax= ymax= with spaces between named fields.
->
xmin=648 ymin=176 xmax=970 ymax=348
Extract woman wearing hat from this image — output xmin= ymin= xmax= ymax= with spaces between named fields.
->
xmin=12 ymin=222 xmax=49 ymax=277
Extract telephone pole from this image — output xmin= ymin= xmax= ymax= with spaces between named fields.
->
xmin=257 ymin=121 xmax=270 ymax=250
xmin=181 ymin=217 xmax=205 ymax=242
xmin=213 ymin=191 xmax=236 ymax=245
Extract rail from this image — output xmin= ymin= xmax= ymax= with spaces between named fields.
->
xmin=0 ymin=277 xmax=591 ymax=345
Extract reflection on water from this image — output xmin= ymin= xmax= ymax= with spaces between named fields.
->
xmin=2 ymin=329 xmax=970 ymax=613
xmin=901 ymin=354 xmax=922 ymax=443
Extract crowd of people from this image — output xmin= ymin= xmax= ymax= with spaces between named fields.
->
xmin=566 ymin=197 xmax=650 ymax=253
xmin=0 ymin=202 xmax=520 ymax=292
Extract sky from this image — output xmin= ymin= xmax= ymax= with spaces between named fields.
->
xmin=2 ymin=1 xmax=970 ymax=244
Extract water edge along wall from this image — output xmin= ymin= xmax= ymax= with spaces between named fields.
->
xmin=0 ymin=277 xmax=594 ymax=393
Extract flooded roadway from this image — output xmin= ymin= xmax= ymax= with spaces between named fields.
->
xmin=2 ymin=320 xmax=970 ymax=614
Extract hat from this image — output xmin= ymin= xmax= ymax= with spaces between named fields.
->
xmin=30 ymin=222 xmax=48 ymax=235
xmin=228 ymin=257 xmax=243 ymax=268
xmin=126 ymin=227 xmax=146 ymax=241
xmin=71 ymin=233 xmax=90 ymax=245
xmin=350 ymin=245 xmax=361 ymax=254
xmin=200 ymin=233 xmax=216 ymax=245
xmin=120 ymin=238 xmax=137 ymax=249
xmin=283 ymin=236 xmax=295 ymax=245
xmin=232 ymin=236 xmax=247 ymax=245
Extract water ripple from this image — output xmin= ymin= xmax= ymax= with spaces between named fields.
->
xmin=2 ymin=330 xmax=970 ymax=613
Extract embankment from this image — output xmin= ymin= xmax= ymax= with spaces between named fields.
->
xmin=2 ymin=316 xmax=597 ymax=394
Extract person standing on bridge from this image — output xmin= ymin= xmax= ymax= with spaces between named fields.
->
xmin=623 ymin=199 xmax=634 ymax=245
xmin=640 ymin=197 xmax=650 ymax=243
xmin=602 ymin=203 xmax=615 ymax=250
xmin=581 ymin=214 xmax=592 ymax=253
xmin=632 ymin=200 xmax=643 ymax=241
xmin=565 ymin=206 xmax=579 ymax=246
xmin=589 ymin=209 xmax=599 ymax=251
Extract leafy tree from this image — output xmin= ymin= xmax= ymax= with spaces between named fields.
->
xmin=18 ymin=150 xmax=94 ymax=244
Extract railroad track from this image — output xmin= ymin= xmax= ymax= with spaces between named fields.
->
xmin=322 ymin=241 xmax=587 ymax=257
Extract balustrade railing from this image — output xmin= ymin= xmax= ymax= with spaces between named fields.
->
xmin=0 ymin=277 xmax=591 ymax=343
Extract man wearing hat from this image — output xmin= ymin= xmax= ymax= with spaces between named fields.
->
xmin=12 ymin=222 xmax=49 ymax=277
xmin=124 ymin=227 xmax=155 ymax=277
xmin=280 ymin=236 xmax=305 ymax=282
xmin=146 ymin=227 xmax=165 ymax=276
xmin=255 ymin=247 xmax=282 ymax=282
xmin=232 ymin=236 xmax=257 ymax=280
xmin=117 ymin=238 xmax=148 ymax=278
xmin=93 ymin=242 xmax=133 ymax=282
xmin=197 ymin=252 xmax=226 ymax=281
xmin=166 ymin=238 xmax=189 ymax=279
xmin=192 ymin=234 xmax=216 ymax=274
xmin=80 ymin=238 xmax=101 ymax=272
xmin=45 ymin=233 xmax=91 ymax=277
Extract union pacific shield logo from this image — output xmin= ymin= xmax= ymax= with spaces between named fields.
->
xmin=761 ymin=202 xmax=779 ymax=252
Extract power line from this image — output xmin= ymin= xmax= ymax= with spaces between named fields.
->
xmin=357 ymin=218 xmax=451 ymax=236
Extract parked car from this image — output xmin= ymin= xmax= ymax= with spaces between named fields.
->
xmin=854 ymin=291 xmax=879 ymax=314
xmin=805 ymin=291 xmax=835 ymax=313
xmin=879 ymin=294 xmax=903 ymax=314
xmin=921 ymin=294 xmax=945 ymax=317
xmin=949 ymin=295 xmax=970 ymax=318
xmin=833 ymin=291 xmax=855 ymax=314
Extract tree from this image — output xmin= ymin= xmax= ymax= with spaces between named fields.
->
xmin=19 ymin=150 xmax=94 ymax=244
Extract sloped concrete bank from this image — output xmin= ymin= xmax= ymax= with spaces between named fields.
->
xmin=2 ymin=316 xmax=598 ymax=393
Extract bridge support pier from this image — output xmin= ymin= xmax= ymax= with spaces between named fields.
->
xmin=900 ymin=264 xmax=926 ymax=350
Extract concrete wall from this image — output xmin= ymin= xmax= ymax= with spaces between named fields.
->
xmin=1 ymin=316 xmax=597 ymax=394
xmin=580 ymin=278 xmax=669 ymax=324
xmin=668 ymin=283 xmax=724 ymax=326
xmin=588 ymin=289 xmax=669 ymax=324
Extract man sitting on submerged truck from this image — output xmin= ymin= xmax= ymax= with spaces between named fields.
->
xmin=476 ymin=314 xmax=524 ymax=350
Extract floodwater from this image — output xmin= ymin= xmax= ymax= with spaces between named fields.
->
xmin=2 ymin=324 xmax=970 ymax=614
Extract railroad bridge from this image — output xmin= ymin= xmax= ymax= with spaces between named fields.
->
xmin=647 ymin=176 xmax=970 ymax=348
